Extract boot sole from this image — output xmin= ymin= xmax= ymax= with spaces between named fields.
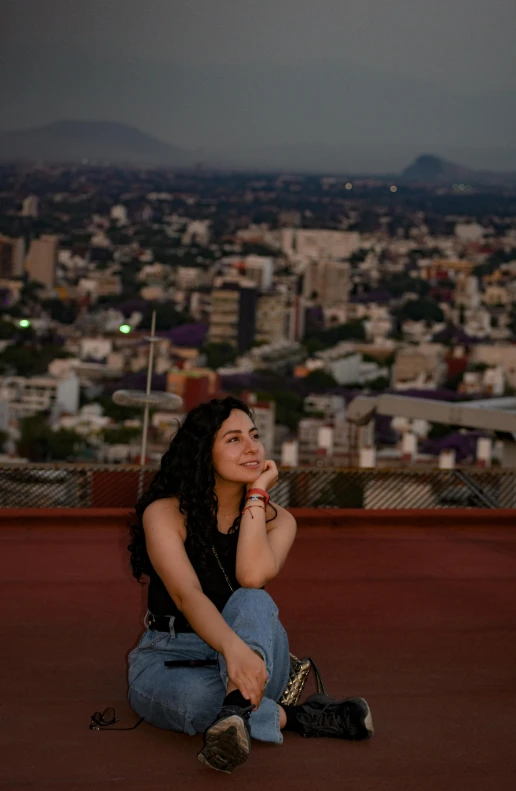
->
xmin=197 ymin=715 xmax=251 ymax=774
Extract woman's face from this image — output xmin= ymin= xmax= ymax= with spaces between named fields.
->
xmin=212 ymin=409 xmax=265 ymax=485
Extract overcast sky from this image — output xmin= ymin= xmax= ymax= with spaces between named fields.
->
xmin=2 ymin=0 xmax=516 ymax=168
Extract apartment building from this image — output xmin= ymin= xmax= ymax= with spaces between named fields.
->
xmin=0 ymin=373 xmax=80 ymax=419
xmin=208 ymin=281 xmax=258 ymax=352
xmin=26 ymin=235 xmax=59 ymax=288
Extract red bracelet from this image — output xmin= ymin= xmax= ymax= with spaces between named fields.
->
xmin=241 ymin=504 xmax=266 ymax=519
xmin=246 ymin=488 xmax=270 ymax=506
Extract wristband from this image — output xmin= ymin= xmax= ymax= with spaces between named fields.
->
xmin=246 ymin=488 xmax=270 ymax=506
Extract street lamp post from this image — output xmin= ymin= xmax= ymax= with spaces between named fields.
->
xmin=112 ymin=310 xmax=183 ymax=495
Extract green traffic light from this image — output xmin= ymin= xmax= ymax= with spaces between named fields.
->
xmin=119 ymin=324 xmax=131 ymax=334
xmin=19 ymin=319 xmax=31 ymax=328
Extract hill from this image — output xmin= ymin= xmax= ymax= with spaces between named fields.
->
xmin=0 ymin=121 xmax=194 ymax=167
xmin=401 ymin=154 xmax=516 ymax=186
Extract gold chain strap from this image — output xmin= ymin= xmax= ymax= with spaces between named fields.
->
xmin=212 ymin=545 xmax=234 ymax=593
xmin=212 ymin=544 xmax=318 ymax=705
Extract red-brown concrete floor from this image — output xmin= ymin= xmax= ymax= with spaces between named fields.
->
xmin=1 ymin=522 xmax=516 ymax=791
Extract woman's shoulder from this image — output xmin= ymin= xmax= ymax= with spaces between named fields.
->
xmin=142 ymin=496 xmax=187 ymax=540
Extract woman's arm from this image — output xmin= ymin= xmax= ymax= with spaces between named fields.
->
xmin=143 ymin=498 xmax=238 ymax=655
xmin=143 ymin=497 xmax=267 ymax=707
xmin=236 ymin=503 xmax=297 ymax=588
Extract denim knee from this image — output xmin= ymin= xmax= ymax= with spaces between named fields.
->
xmin=223 ymin=587 xmax=278 ymax=620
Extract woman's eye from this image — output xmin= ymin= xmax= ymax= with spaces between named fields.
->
xmin=253 ymin=434 xmax=260 ymax=440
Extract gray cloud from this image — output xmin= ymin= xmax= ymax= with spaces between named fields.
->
xmin=2 ymin=0 xmax=516 ymax=170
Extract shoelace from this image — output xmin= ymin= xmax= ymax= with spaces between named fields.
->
xmin=297 ymin=702 xmax=354 ymax=737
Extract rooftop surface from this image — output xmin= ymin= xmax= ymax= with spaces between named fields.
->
xmin=2 ymin=516 xmax=515 ymax=790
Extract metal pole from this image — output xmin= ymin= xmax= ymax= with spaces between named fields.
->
xmin=140 ymin=310 xmax=156 ymax=466
xmin=137 ymin=310 xmax=157 ymax=500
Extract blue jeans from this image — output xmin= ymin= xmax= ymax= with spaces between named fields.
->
xmin=128 ymin=588 xmax=291 ymax=744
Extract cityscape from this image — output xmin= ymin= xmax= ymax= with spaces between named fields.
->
xmin=1 ymin=161 xmax=516 ymax=471
xmin=3 ymin=2 xmax=516 ymax=787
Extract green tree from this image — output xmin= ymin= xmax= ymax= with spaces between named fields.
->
xmin=303 ymin=320 xmax=366 ymax=354
xmin=138 ymin=303 xmax=191 ymax=331
xmin=42 ymin=298 xmax=79 ymax=325
xmin=379 ymin=274 xmax=430 ymax=298
xmin=397 ymin=299 xmax=444 ymax=323
xmin=0 ymin=344 xmax=73 ymax=376
xmin=271 ymin=390 xmax=305 ymax=431
xmin=102 ymin=426 xmax=140 ymax=445
xmin=96 ymin=394 xmax=142 ymax=422
xmin=305 ymin=369 xmax=339 ymax=388
xmin=17 ymin=415 xmax=84 ymax=461
xmin=368 ymin=375 xmax=390 ymax=391
xmin=0 ymin=319 xmax=15 ymax=340
xmin=203 ymin=342 xmax=238 ymax=370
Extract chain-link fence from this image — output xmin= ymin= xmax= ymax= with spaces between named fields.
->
xmin=1 ymin=463 xmax=515 ymax=509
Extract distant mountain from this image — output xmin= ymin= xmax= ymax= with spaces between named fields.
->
xmin=3 ymin=46 xmax=516 ymax=172
xmin=0 ymin=120 xmax=194 ymax=167
xmin=401 ymin=154 xmax=516 ymax=186
xmin=2 ymin=121 xmax=516 ymax=184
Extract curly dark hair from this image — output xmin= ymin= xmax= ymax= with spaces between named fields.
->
xmin=128 ymin=395 xmax=275 ymax=581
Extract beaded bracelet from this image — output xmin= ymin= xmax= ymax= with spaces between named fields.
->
xmin=246 ymin=488 xmax=270 ymax=506
xmin=241 ymin=503 xmax=266 ymax=519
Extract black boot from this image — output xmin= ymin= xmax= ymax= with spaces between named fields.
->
xmin=285 ymin=694 xmax=374 ymax=740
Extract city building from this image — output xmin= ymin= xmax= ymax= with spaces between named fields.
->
xmin=454 ymin=274 xmax=480 ymax=309
xmin=280 ymin=229 xmax=360 ymax=260
xmin=110 ymin=205 xmax=128 ymax=225
xmin=297 ymin=411 xmax=351 ymax=467
xmin=0 ymin=235 xmax=25 ymax=278
xmin=454 ymin=223 xmax=484 ymax=242
xmin=25 ymin=235 xmax=59 ymax=288
xmin=393 ymin=346 xmax=446 ymax=390
xmin=77 ymin=273 xmax=122 ymax=301
xmin=303 ymin=259 xmax=351 ymax=307
xmin=255 ymin=291 xmax=290 ymax=345
xmin=182 ymin=220 xmax=211 ymax=246
xmin=230 ymin=256 xmax=273 ymax=289
xmin=208 ymin=281 xmax=258 ymax=352
xmin=166 ymin=369 xmax=221 ymax=412
xmin=241 ymin=392 xmax=276 ymax=457
xmin=21 ymin=195 xmax=39 ymax=218
xmin=0 ymin=373 xmax=80 ymax=419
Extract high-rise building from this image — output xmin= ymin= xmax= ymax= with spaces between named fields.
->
xmin=240 ymin=256 xmax=273 ymax=289
xmin=21 ymin=195 xmax=39 ymax=218
xmin=255 ymin=291 xmax=289 ymax=345
xmin=303 ymin=259 xmax=350 ymax=307
xmin=26 ymin=235 xmax=59 ymax=288
xmin=208 ymin=282 xmax=257 ymax=352
xmin=0 ymin=235 xmax=25 ymax=278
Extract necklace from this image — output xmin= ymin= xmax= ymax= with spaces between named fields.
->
xmin=211 ymin=545 xmax=234 ymax=593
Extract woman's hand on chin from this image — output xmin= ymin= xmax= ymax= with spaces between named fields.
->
xmin=247 ymin=459 xmax=278 ymax=493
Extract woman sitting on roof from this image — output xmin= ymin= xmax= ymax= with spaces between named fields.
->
xmin=127 ymin=395 xmax=373 ymax=774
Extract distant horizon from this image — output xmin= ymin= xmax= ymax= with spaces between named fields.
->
xmin=3 ymin=1 xmax=515 ymax=173
xmin=2 ymin=118 xmax=516 ymax=177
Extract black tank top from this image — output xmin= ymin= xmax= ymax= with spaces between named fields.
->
xmin=147 ymin=528 xmax=240 ymax=632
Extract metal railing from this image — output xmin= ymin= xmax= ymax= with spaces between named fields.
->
xmin=0 ymin=463 xmax=515 ymax=509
